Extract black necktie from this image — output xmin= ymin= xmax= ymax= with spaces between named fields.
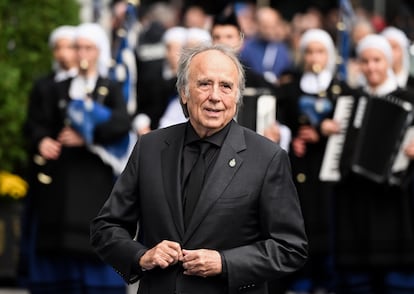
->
xmin=183 ymin=141 xmax=210 ymax=228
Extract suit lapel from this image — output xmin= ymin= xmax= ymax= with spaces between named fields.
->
xmin=161 ymin=125 xmax=186 ymax=239
xmin=183 ymin=121 xmax=247 ymax=243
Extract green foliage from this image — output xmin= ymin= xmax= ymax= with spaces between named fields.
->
xmin=0 ymin=0 xmax=80 ymax=172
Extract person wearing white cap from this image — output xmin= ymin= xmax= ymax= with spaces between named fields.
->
xmin=156 ymin=26 xmax=189 ymax=129
xmin=333 ymin=33 xmax=414 ymax=293
xmin=48 ymin=25 xmax=79 ymax=82
xmin=22 ymin=23 xmax=131 ymax=294
xmin=272 ymin=28 xmax=353 ymax=293
xmin=24 ymin=25 xmax=78 ymax=148
xmin=381 ymin=26 xmax=414 ymax=89
xmin=157 ymin=26 xmax=213 ymax=130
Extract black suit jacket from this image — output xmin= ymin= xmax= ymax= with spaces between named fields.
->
xmin=91 ymin=120 xmax=308 ymax=294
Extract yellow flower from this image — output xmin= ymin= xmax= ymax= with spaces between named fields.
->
xmin=0 ymin=171 xmax=28 ymax=199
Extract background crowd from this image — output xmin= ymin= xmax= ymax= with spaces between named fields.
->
xmin=2 ymin=0 xmax=414 ymax=293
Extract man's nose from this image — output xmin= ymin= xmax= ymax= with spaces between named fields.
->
xmin=209 ymin=85 xmax=221 ymax=101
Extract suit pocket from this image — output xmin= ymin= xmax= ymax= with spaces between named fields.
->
xmin=215 ymin=193 xmax=250 ymax=207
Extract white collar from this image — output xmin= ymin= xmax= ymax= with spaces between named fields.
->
xmin=69 ymin=74 xmax=99 ymax=100
xmin=300 ymin=69 xmax=333 ymax=94
xmin=54 ymin=67 xmax=78 ymax=82
xmin=363 ymin=75 xmax=399 ymax=96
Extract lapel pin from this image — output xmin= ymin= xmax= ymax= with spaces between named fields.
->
xmin=229 ymin=158 xmax=236 ymax=167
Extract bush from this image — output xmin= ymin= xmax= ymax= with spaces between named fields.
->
xmin=0 ymin=0 xmax=80 ymax=172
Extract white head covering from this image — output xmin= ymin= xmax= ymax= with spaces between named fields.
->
xmin=186 ymin=27 xmax=212 ymax=47
xmin=356 ymin=34 xmax=393 ymax=65
xmin=298 ymin=29 xmax=337 ymax=94
xmin=75 ymin=23 xmax=111 ymax=77
xmin=162 ymin=26 xmax=188 ymax=45
xmin=356 ymin=34 xmax=398 ymax=94
xmin=48 ymin=25 xmax=78 ymax=78
xmin=381 ymin=26 xmax=410 ymax=87
xmin=49 ymin=25 xmax=77 ymax=48
xmin=299 ymin=28 xmax=337 ymax=74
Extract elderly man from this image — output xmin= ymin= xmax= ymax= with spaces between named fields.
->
xmin=90 ymin=44 xmax=307 ymax=294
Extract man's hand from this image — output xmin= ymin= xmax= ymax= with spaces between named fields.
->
xmin=57 ymin=126 xmax=85 ymax=147
xmin=39 ymin=137 xmax=62 ymax=160
xmin=263 ymin=122 xmax=281 ymax=143
xmin=139 ymin=240 xmax=183 ymax=270
xmin=182 ymin=249 xmax=222 ymax=278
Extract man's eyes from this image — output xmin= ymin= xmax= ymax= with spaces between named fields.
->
xmin=198 ymin=81 xmax=232 ymax=90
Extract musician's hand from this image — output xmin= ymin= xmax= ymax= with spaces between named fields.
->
xmin=39 ymin=137 xmax=62 ymax=160
xmin=321 ymin=119 xmax=340 ymax=137
xmin=297 ymin=125 xmax=319 ymax=143
xmin=137 ymin=126 xmax=152 ymax=136
xmin=404 ymin=139 xmax=414 ymax=159
xmin=263 ymin=122 xmax=281 ymax=143
xmin=139 ymin=240 xmax=183 ymax=270
xmin=292 ymin=137 xmax=306 ymax=157
xmin=182 ymin=249 xmax=222 ymax=278
xmin=57 ymin=127 xmax=85 ymax=147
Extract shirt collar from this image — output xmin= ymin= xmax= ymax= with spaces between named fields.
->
xmin=184 ymin=120 xmax=232 ymax=148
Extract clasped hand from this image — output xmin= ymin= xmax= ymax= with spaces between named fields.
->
xmin=139 ymin=240 xmax=222 ymax=278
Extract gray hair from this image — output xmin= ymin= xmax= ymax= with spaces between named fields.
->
xmin=176 ymin=44 xmax=246 ymax=118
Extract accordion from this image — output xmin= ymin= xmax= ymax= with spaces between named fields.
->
xmin=236 ymin=87 xmax=277 ymax=135
xmin=319 ymin=94 xmax=414 ymax=184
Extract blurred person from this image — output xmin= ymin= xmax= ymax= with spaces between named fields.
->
xmin=182 ymin=5 xmax=210 ymax=30
xmin=23 ymin=25 xmax=79 ymax=145
xmin=90 ymin=43 xmax=308 ymax=294
xmin=109 ymin=0 xmax=140 ymax=116
xmin=289 ymin=9 xmax=323 ymax=66
xmin=211 ymin=9 xmax=291 ymax=152
xmin=274 ymin=28 xmax=353 ymax=293
xmin=240 ymin=6 xmax=293 ymax=85
xmin=135 ymin=2 xmax=179 ymax=130
xmin=381 ymin=26 xmax=414 ymax=89
xmin=20 ymin=24 xmax=79 ymax=288
xmin=22 ymin=23 xmax=131 ymax=294
xmin=157 ymin=26 xmax=190 ymax=129
xmin=333 ymin=34 xmax=414 ymax=294
xmin=158 ymin=26 xmax=212 ymax=129
xmin=346 ymin=17 xmax=375 ymax=88
xmin=234 ymin=1 xmax=257 ymax=40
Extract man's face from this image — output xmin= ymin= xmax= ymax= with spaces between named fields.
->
xmin=53 ymin=38 xmax=77 ymax=70
xmin=211 ymin=25 xmax=242 ymax=51
xmin=359 ymin=48 xmax=389 ymax=88
xmin=181 ymin=50 xmax=239 ymax=137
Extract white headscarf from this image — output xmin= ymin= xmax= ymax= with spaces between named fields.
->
xmin=356 ymin=34 xmax=398 ymax=95
xmin=299 ymin=28 xmax=337 ymax=74
xmin=298 ymin=29 xmax=337 ymax=94
xmin=49 ymin=25 xmax=77 ymax=76
xmin=381 ymin=26 xmax=410 ymax=87
xmin=49 ymin=25 xmax=77 ymax=48
xmin=162 ymin=26 xmax=188 ymax=45
xmin=75 ymin=23 xmax=111 ymax=77
xmin=356 ymin=34 xmax=393 ymax=65
xmin=186 ymin=27 xmax=212 ymax=47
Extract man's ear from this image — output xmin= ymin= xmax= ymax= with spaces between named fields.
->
xmin=180 ymin=90 xmax=188 ymax=105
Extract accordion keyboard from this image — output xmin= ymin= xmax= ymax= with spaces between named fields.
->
xmin=319 ymin=96 xmax=354 ymax=182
